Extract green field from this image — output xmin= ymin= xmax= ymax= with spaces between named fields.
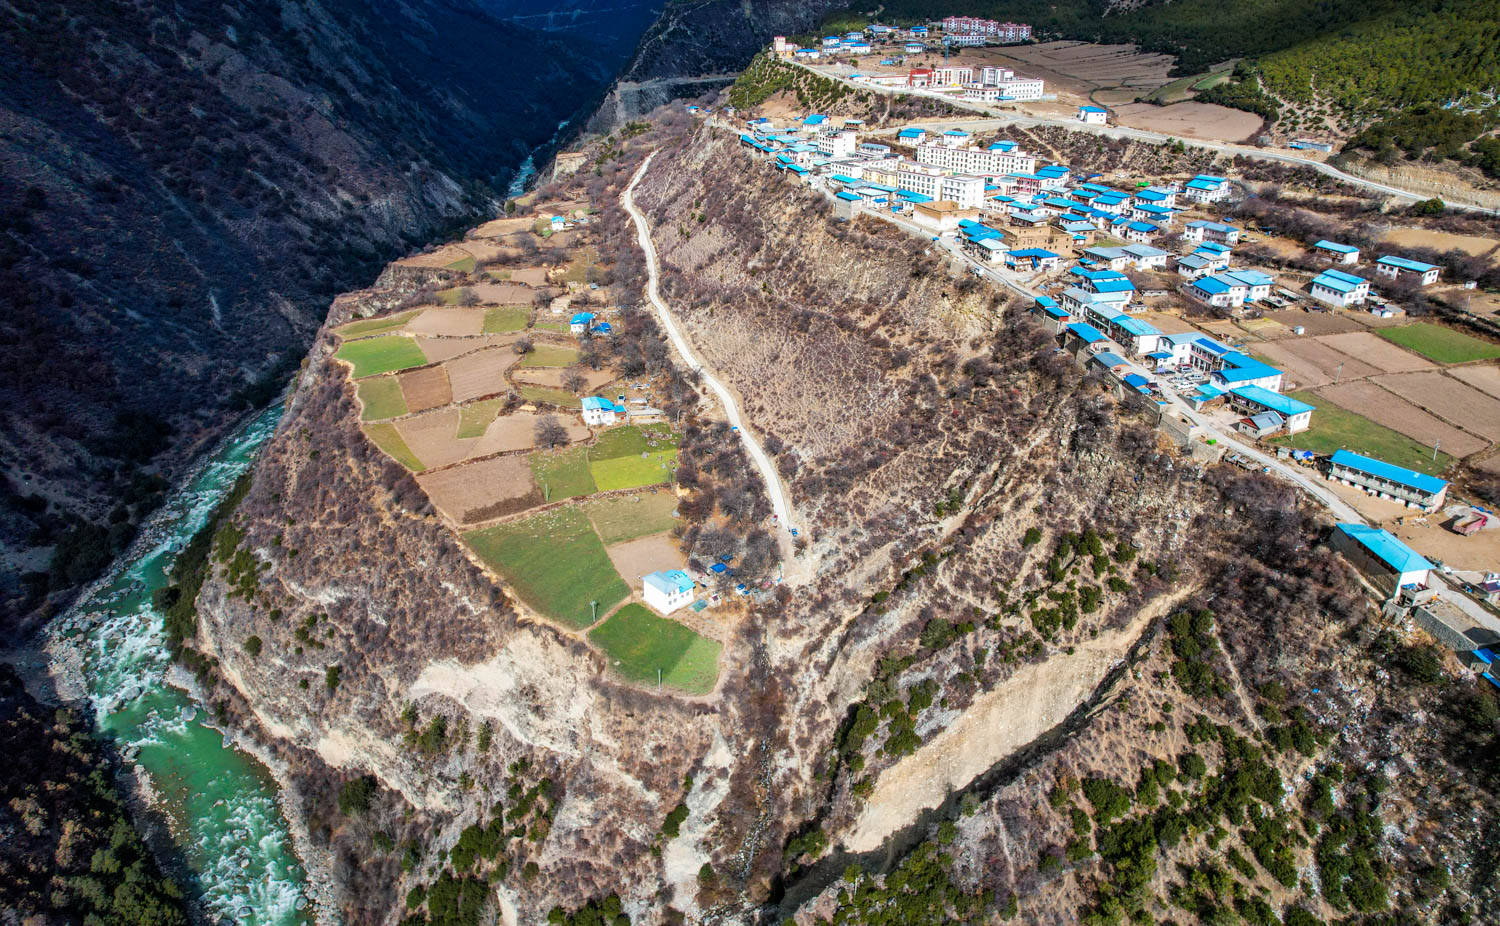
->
xmin=483 ymin=306 xmax=530 ymax=334
xmin=356 ymin=377 xmax=407 ymax=421
xmin=335 ymin=310 xmax=417 ymax=339
xmin=1377 ymin=323 xmax=1500 ymax=365
xmin=519 ymin=385 xmax=581 ymax=409
xmin=529 ymin=447 xmax=598 ymax=501
xmin=362 ymin=423 xmax=425 ymax=471
xmin=588 ymin=604 xmax=721 ymax=694
xmin=445 ymin=255 xmax=477 ymax=273
xmin=334 ymin=335 xmax=428 ymax=378
xmin=456 ymin=398 xmax=505 ymax=438
xmin=463 ymin=508 xmax=627 ymax=629
xmin=532 ymin=319 xmax=570 ymax=333
xmin=518 ymin=345 xmax=580 ymax=368
xmin=588 ymin=425 xmax=680 ymax=492
xmin=585 ymin=491 xmax=680 ymax=545
xmin=1269 ymin=391 xmax=1453 ymax=475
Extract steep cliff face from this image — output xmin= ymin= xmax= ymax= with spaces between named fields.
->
xmin=0 ymin=0 xmax=622 ymax=634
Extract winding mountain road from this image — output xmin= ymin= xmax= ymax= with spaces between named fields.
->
xmin=622 ymin=154 xmax=800 ymax=564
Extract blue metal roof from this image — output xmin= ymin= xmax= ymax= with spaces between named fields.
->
xmin=835 ymin=191 xmax=862 ymax=201
xmin=1378 ymin=255 xmax=1439 ymax=273
xmin=1230 ymin=384 xmax=1312 ymax=416
xmin=1079 ymin=106 xmax=1107 ymax=113
xmin=1123 ymin=373 xmax=1150 ymax=388
xmin=570 ymin=311 xmax=596 ymax=324
xmin=1193 ymin=277 xmax=1233 ymax=295
xmin=1009 ymin=248 xmax=1058 ymax=258
xmin=644 ymin=569 xmax=695 ymax=596
xmin=1113 ymin=315 xmax=1160 ymax=337
xmin=1330 ymin=450 xmax=1448 ymax=495
xmin=1093 ymin=351 xmax=1127 ymax=367
xmin=1066 ymin=322 xmax=1107 ymax=343
xmin=1315 ymin=240 xmax=1358 ymax=253
xmin=1312 ymin=270 xmax=1365 ymax=294
xmin=1092 ymin=278 xmax=1135 ymax=294
xmin=1335 ymin=523 xmax=1434 ymax=574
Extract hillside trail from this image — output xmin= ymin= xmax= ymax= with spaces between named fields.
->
xmin=622 ymin=153 xmax=808 ymax=581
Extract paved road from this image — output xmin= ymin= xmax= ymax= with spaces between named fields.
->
xmin=622 ymin=154 xmax=800 ymax=562
xmin=788 ymin=60 xmax=1498 ymax=215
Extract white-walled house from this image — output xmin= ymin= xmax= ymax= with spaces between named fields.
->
xmin=581 ymin=396 xmax=626 ymax=426
xmin=1183 ymin=220 xmax=1240 ymax=245
xmin=1375 ymin=256 xmax=1441 ymax=286
xmin=1312 ymin=240 xmax=1360 ymax=264
xmin=1309 ymin=268 xmax=1370 ymax=307
xmin=643 ymin=569 xmax=696 ymax=614
xmin=1077 ymin=106 xmax=1107 ymax=124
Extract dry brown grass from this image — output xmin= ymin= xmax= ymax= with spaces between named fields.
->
xmin=399 ymin=365 xmax=452 ymax=413
xmin=416 ymin=454 xmax=539 ymax=523
xmin=447 ymin=347 xmax=520 ymax=403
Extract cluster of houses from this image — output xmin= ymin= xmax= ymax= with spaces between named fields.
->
xmin=852 ymin=65 xmax=1046 ymax=102
xmin=1304 ymin=241 xmax=1443 ymax=311
xmin=939 ymin=16 xmax=1032 ymax=43
xmin=772 ymin=18 xmax=1016 ymax=61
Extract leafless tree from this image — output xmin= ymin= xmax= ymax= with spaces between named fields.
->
xmin=562 ymin=367 xmax=586 ymax=394
xmin=456 ymin=287 xmax=479 ymax=307
xmin=534 ymin=415 xmax=568 ymax=448
xmin=514 ymin=336 xmax=533 ymax=355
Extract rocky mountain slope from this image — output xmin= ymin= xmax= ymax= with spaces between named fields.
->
xmin=184 ymin=116 xmax=1497 ymax=925
xmin=0 ymin=0 xmax=621 ymax=637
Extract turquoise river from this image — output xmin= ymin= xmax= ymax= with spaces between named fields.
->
xmin=48 ymin=404 xmax=312 ymax=924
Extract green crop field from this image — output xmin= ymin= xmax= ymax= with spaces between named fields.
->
xmin=1377 ymin=323 xmax=1500 ymax=365
xmin=585 ymin=491 xmax=680 ymax=545
xmin=519 ymin=385 xmax=581 ymax=408
xmin=518 ymin=345 xmax=579 ymax=368
xmin=356 ymin=377 xmax=407 ymax=421
xmin=530 ymin=447 xmax=598 ymax=501
xmin=335 ymin=310 xmax=417 ymax=339
xmin=483 ymin=306 xmax=529 ymax=334
xmin=362 ymin=423 xmax=425 ymax=471
xmin=445 ymin=255 xmax=477 ymax=273
xmin=334 ymin=336 xmax=428 ymax=378
xmin=588 ymin=425 xmax=679 ymax=492
xmin=588 ymin=604 xmax=720 ymax=694
xmin=1269 ymin=391 xmax=1453 ymax=475
xmin=456 ymin=399 xmax=505 ymax=438
xmin=532 ymin=319 xmax=570 ymax=333
xmin=463 ymin=508 xmax=627 ymax=629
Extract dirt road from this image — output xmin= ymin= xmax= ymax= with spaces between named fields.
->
xmin=622 ymin=155 xmax=800 ymax=567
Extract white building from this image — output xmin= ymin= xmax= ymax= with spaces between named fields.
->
xmin=1330 ymin=524 xmax=1433 ymax=594
xmin=1312 ymin=240 xmax=1360 ymax=264
xmin=643 ymin=569 xmax=696 ymax=614
xmin=897 ymin=162 xmax=985 ymax=208
xmin=1181 ymin=175 xmax=1230 ymax=204
xmin=815 ymin=129 xmax=858 ymax=158
xmin=1183 ymin=220 xmax=1240 ymax=245
xmin=1309 ymin=268 xmax=1370 ymax=307
xmin=931 ymin=66 xmax=974 ymax=86
xmin=1329 ymin=450 xmax=1448 ymax=511
xmin=1077 ymin=105 xmax=1108 ymax=125
xmin=581 ymin=396 xmax=626 ymax=426
xmin=915 ymin=143 xmax=1037 ymax=177
xmin=1375 ymin=256 xmax=1441 ymax=286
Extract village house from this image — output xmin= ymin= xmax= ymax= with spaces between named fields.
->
xmin=1375 ymin=256 xmax=1441 ymax=286
xmin=911 ymin=200 xmax=977 ymax=233
xmin=1032 ymin=296 xmax=1071 ymax=332
xmin=1309 ymin=268 xmax=1370 ymax=307
xmin=643 ymin=569 xmax=696 ymax=614
xmin=569 ymin=311 xmax=596 ymax=334
xmin=1077 ymin=105 xmax=1108 ymax=125
xmin=582 ymin=396 xmax=626 ymax=427
xmin=1330 ymin=523 xmax=1433 ymax=596
xmin=1328 ymin=450 xmax=1449 ymax=511
xmin=1226 ymin=385 xmax=1314 ymax=434
xmin=1004 ymin=248 xmax=1061 ymax=272
xmin=914 ymin=142 xmax=1038 ymax=178
xmin=1181 ymin=175 xmax=1230 ymax=204
xmin=1183 ymin=220 xmax=1240 ymax=245
xmin=1312 ymin=240 xmax=1360 ymax=264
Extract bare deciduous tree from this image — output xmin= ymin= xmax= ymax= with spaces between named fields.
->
xmin=534 ymin=414 xmax=568 ymax=448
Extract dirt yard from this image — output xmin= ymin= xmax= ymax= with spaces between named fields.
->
xmin=507 ymin=267 xmax=550 ymax=286
xmin=396 ymin=408 xmax=475 ymax=469
xmin=394 ymin=244 xmax=473 ymax=269
xmin=1132 ymin=311 xmax=1199 ymax=334
xmin=605 ymin=533 xmax=687 ymax=591
xmin=1372 ymin=372 xmax=1500 ymax=443
xmin=978 ymin=41 xmax=1175 ymax=95
xmin=416 ymin=455 xmax=538 ymax=524
xmin=1110 ymin=101 xmax=1263 ymax=143
xmin=415 ymin=336 xmax=480 ymax=363
xmin=1255 ymin=338 xmax=1381 ymax=388
xmin=446 ymin=347 xmax=520 ymax=403
xmin=1450 ymin=364 xmax=1500 ymax=400
xmin=409 ymin=307 xmax=484 ymax=337
xmin=399 ymin=365 xmax=452 ymax=413
xmin=469 ymin=216 xmax=534 ymax=238
xmin=1316 ymin=382 xmax=1488 ymax=457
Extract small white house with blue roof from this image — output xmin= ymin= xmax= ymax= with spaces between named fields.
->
xmin=643 ymin=569 xmax=696 ymax=614
xmin=1329 ymin=450 xmax=1448 ymax=510
xmin=1077 ymin=105 xmax=1108 ymax=124
xmin=581 ymin=396 xmax=626 ymax=427
xmin=1312 ymin=240 xmax=1360 ymax=265
xmin=570 ymin=311 xmax=596 ymax=334
xmin=1309 ymin=268 xmax=1370 ymax=307
xmin=1375 ymin=255 xmax=1441 ymax=286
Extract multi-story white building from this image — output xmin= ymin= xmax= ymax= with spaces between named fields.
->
xmin=1182 ymin=220 xmax=1240 ymax=245
xmin=1375 ymin=256 xmax=1441 ymax=286
xmin=931 ymin=66 xmax=974 ymax=86
xmin=815 ymin=129 xmax=857 ymax=158
xmin=941 ymin=17 xmax=1031 ymax=41
xmin=994 ymin=77 xmax=1045 ymax=101
xmin=944 ymin=33 xmax=986 ymax=47
xmin=896 ymin=162 xmax=985 ymax=208
xmin=643 ymin=570 xmax=695 ymax=614
xmin=914 ymin=143 xmax=1037 ymax=178
xmin=1181 ymin=174 xmax=1230 ymax=204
